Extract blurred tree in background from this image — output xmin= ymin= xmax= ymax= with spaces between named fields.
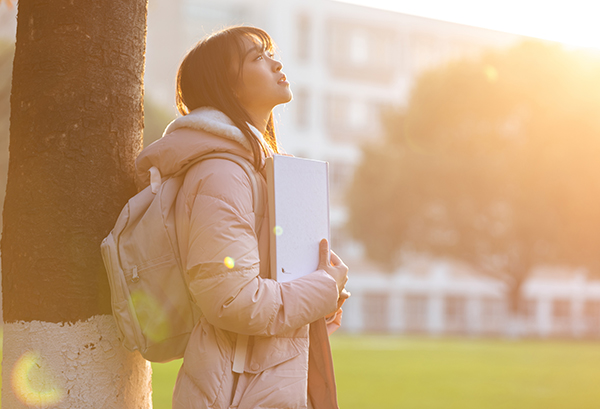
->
xmin=348 ymin=41 xmax=600 ymax=316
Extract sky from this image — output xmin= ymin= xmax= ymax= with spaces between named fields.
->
xmin=338 ymin=0 xmax=600 ymax=50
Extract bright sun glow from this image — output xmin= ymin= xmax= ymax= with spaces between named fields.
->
xmin=130 ymin=290 xmax=171 ymax=342
xmin=12 ymin=351 xmax=65 ymax=407
xmin=337 ymin=0 xmax=600 ymax=50
xmin=224 ymin=256 xmax=236 ymax=269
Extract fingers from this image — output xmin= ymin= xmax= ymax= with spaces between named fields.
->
xmin=326 ymin=307 xmax=343 ymax=324
xmin=330 ymin=250 xmax=349 ymax=288
xmin=336 ymin=296 xmax=347 ymax=310
xmin=329 ymin=249 xmax=342 ymax=266
xmin=317 ymin=238 xmax=330 ymax=269
xmin=330 ymin=250 xmax=348 ymax=270
xmin=332 ymin=308 xmax=343 ymax=327
xmin=340 ymin=289 xmax=351 ymax=300
xmin=318 ymin=240 xmax=349 ymax=293
xmin=326 ymin=309 xmax=343 ymax=336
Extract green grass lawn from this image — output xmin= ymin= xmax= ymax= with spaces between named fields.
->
xmin=152 ymin=358 xmax=183 ymax=409
xmin=152 ymin=335 xmax=600 ymax=409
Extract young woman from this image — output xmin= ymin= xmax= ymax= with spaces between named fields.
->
xmin=135 ymin=26 xmax=349 ymax=409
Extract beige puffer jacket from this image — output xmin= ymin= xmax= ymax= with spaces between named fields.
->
xmin=136 ymin=107 xmax=341 ymax=409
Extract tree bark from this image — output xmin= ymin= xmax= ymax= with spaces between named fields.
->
xmin=2 ymin=0 xmax=152 ymax=407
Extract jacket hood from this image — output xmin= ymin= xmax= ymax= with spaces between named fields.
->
xmin=135 ymin=107 xmax=264 ymax=188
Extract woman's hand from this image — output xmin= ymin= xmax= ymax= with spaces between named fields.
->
xmin=317 ymin=239 xmax=349 ymax=295
xmin=325 ymin=291 xmax=350 ymax=335
xmin=318 ymin=239 xmax=349 ymax=335
xmin=326 ymin=307 xmax=343 ymax=336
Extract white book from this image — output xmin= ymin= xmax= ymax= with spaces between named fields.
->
xmin=266 ymin=155 xmax=330 ymax=282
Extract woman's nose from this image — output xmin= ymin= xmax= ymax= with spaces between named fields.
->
xmin=273 ymin=59 xmax=282 ymax=72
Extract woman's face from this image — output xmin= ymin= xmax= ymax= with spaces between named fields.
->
xmin=234 ymin=36 xmax=292 ymax=116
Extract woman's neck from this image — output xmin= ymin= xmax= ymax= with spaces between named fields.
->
xmin=246 ymin=109 xmax=270 ymax=134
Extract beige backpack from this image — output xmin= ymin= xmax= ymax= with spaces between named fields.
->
xmin=101 ymin=152 xmax=261 ymax=362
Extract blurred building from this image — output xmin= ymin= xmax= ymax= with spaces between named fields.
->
xmin=149 ymin=1 xmax=600 ymax=339
xmin=145 ymin=0 xmax=525 ymax=259
xmin=0 ymin=4 xmax=16 ymax=41
xmin=343 ymin=259 xmax=600 ymax=338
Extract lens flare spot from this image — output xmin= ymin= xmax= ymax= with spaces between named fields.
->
xmin=484 ymin=65 xmax=498 ymax=83
xmin=130 ymin=290 xmax=171 ymax=343
xmin=12 ymin=350 xmax=64 ymax=407
xmin=224 ymin=256 xmax=235 ymax=269
xmin=273 ymin=226 xmax=283 ymax=236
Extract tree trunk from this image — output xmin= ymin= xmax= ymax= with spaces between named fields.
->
xmin=2 ymin=0 xmax=151 ymax=407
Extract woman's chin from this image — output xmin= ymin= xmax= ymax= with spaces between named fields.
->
xmin=282 ymin=89 xmax=293 ymax=104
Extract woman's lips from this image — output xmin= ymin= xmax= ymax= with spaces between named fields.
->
xmin=278 ymin=75 xmax=289 ymax=85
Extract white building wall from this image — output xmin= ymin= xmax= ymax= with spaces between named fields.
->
xmin=343 ymin=262 xmax=600 ymax=338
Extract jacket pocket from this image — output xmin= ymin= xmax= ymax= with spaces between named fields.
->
xmin=238 ymin=341 xmax=310 ymax=409
xmin=244 ymin=326 xmax=309 ymax=374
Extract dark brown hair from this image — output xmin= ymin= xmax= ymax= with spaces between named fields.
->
xmin=176 ymin=26 xmax=280 ymax=170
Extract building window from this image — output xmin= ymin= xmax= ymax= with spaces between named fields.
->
xmin=552 ymin=299 xmax=571 ymax=334
xmin=297 ymin=14 xmax=310 ymax=62
xmin=348 ymin=100 xmax=369 ymax=130
xmin=294 ymin=87 xmax=309 ymax=129
xmin=445 ymin=296 xmax=467 ymax=333
xmin=553 ymin=299 xmax=570 ymax=320
xmin=584 ymin=300 xmax=600 ymax=336
xmin=327 ymin=19 xmax=395 ymax=84
xmin=326 ymin=94 xmax=379 ymax=141
xmin=328 ymin=159 xmax=354 ymax=193
xmin=326 ymin=94 xmax=345 ymax=130
xmin=520 ymin=299 xmax=536 ymax=319
xmin=404 ymin=294 xmax=428 ymax=332
xmin=349 ymin=29 xmax=369 ymax=65
xmin=481 ymin=298 xmax=506 ymax=334
xmin=363 ymin=292 xmax=389 ymax=333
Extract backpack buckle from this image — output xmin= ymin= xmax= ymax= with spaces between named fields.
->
xmin=131 ymin=265 xmax=139 ymax=283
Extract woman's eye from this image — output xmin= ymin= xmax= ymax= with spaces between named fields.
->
xmin=255 ymin=52 xmax=274 ymax=61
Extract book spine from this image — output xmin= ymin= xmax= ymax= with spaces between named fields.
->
xmin=265 ymin=156 xmax=278 ymax=281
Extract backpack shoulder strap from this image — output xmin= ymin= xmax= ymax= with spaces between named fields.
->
xmin=175 ymin=153 xmax=262 ymax=374
xmin=175 ymin=152 xmax=264 ymax=230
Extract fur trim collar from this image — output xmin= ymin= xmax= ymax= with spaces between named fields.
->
xmin=163 ymin=106 xmax=260 ymax=151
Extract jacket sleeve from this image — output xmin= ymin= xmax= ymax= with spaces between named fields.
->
xmin=183 ymin=159 xmax=339 ymax=336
